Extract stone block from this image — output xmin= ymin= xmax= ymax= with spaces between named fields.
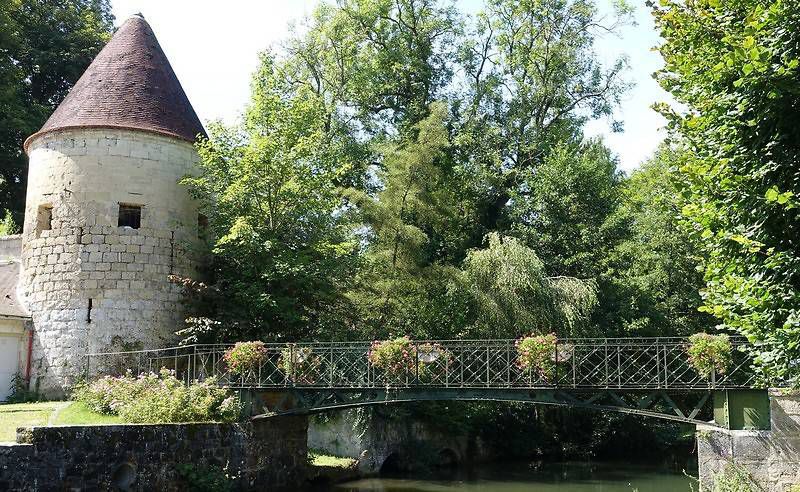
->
xmin=773 ymin=395 xmax=800 ymax=416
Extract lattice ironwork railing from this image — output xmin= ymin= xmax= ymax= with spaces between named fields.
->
xmin=85 ymin=337 xmax=758 ymax=390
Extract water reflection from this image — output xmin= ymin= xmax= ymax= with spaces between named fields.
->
xmin=333 ymin=461 xmax=695 ymax=491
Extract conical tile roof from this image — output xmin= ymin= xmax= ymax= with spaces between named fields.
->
xmin=25 ymin=14 xmax=206 ymax=151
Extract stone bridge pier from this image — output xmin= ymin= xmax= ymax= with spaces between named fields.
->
xmin=306 ymin=408 xmax=491 ymax=475
xmin=698 ymin=389 xmax=800 ymax=491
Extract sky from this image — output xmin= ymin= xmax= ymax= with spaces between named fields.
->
xmin=111 ymin=0 xmax=673 ymax=173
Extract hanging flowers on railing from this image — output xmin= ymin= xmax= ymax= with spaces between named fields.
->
xmin=368 ymin=336 xmax=416 ymax=381
xmin=223 ymin=341 xmax=267 ymax=375
xmin=279 ymin=345 xmax=322 ymax=385
xmin=687 ymin=333 xmax=732 ymax=380
xmin=515 ymin=333 xmax=558 ymax=380
xmin=368 ymin=337 xmax=452 ymax=384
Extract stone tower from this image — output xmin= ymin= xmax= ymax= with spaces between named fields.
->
xmin=20 ymin=15 xmax=207 ymax=395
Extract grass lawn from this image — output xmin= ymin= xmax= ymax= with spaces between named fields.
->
xmin=0 ymin=402 xmax=63 ymax=442
xmin=0 ymin=401 xmax=123 ymax=442
xmin=52 ymin=402 xmax=122 ymax=426
xmin=309 ymin=450 xmax=358 ymax=468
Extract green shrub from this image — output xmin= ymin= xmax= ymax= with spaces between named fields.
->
xmin=279 ymin=345 xmax=322 ymax=384
xmin=515 ymin=333 xmax=557 ymax=379
xmin=74 ymin=369 xmax=242 ymax=423
xmin=223 ymin=341 xmax=268 ymax=374
xmin=687 ymin=333 xmax=732 ymax=379
xmin=6 ymin=373 xmax=40 ymax=403
xmin=712 ymin=462 xmax=757 ymax=492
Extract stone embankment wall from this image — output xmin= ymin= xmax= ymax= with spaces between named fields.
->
xmin=0 ymin=417 xmax=308 ymax=491
xmin=308 ymin=408 xmax=492 ymax=474
xmin=0 ymin=235 xmax=21 ymax=261
xmin=21 ymin=128 xmax=204 ymax=395
xmin=698 ymin=390 xmax=800 ymax=491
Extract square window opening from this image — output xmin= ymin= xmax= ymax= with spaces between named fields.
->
xmin=36 ymin=204 xmax=53 ymax=236
xmin=118 ymin=204 xmax=142 ymax=229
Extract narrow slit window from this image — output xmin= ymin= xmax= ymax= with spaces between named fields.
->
xmin=118 ymin=204 xmax=142 ymax=229
xmin=36 ymin=204 xmax=53 ymax=236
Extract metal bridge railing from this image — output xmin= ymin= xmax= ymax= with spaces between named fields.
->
xmin=85 ymin=337 xmax=758 ymax=391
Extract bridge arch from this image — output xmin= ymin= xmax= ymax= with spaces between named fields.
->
xmin=436 ymin=448 xmax=459 ymax=468
xmin=379 ymin=452 xmax=403 ymax=475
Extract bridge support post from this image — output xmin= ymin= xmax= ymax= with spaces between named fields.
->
xmin=698 ymin=389 xmax=800 ymax=491
xmin=712 ymin=389 xmax=770 ymax=430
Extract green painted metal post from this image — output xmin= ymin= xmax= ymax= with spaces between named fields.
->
xmin=713 ymin=389 xmax=770 ymax=430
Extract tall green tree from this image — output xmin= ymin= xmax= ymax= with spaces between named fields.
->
xmin=510 ymin=140 xmax=625 ymax=279
xmin=345 ymin=102 xmax=465 ymax=337
xmin=0 ymin=0 xmax=114 ymax=219
xmin=281 ymin=0 xmax=460 ymax=135
xmin=182 ymin=54 xmax=363 ymax=342
xmin=652 ymin=0 xmax=800 ymax=383
xmin=455 ymin=0 xmax=631 ymax=233
xmin=604 ymin=146 xmax=711 ymax=336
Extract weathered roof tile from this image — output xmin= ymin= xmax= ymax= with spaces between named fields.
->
xmin=25 ymin=14 xmax=206 ymax=151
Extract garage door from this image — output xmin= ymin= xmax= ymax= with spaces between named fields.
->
xmin=0 ymin=335 xmax=21 ymax=401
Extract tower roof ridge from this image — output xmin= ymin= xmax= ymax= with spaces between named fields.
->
xmin=24 ymin=15 xmax=206 ymax=152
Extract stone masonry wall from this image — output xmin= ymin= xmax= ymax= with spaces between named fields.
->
xmin=0 ymin=418 xmax=308 ymax=491
xmin=698 ymin=390 xmax=800 ymax=491
xmin=21 ymin=128 xmax=204 ymax=395
xmin=308 ymin=408 xmax=492 ymax=474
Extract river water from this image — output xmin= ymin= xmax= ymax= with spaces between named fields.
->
xmin=332 ymin=461 xmax=695 ymax=491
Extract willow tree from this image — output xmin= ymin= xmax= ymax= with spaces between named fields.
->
xmin=462 ymin=233 xmax=597 ymax=338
